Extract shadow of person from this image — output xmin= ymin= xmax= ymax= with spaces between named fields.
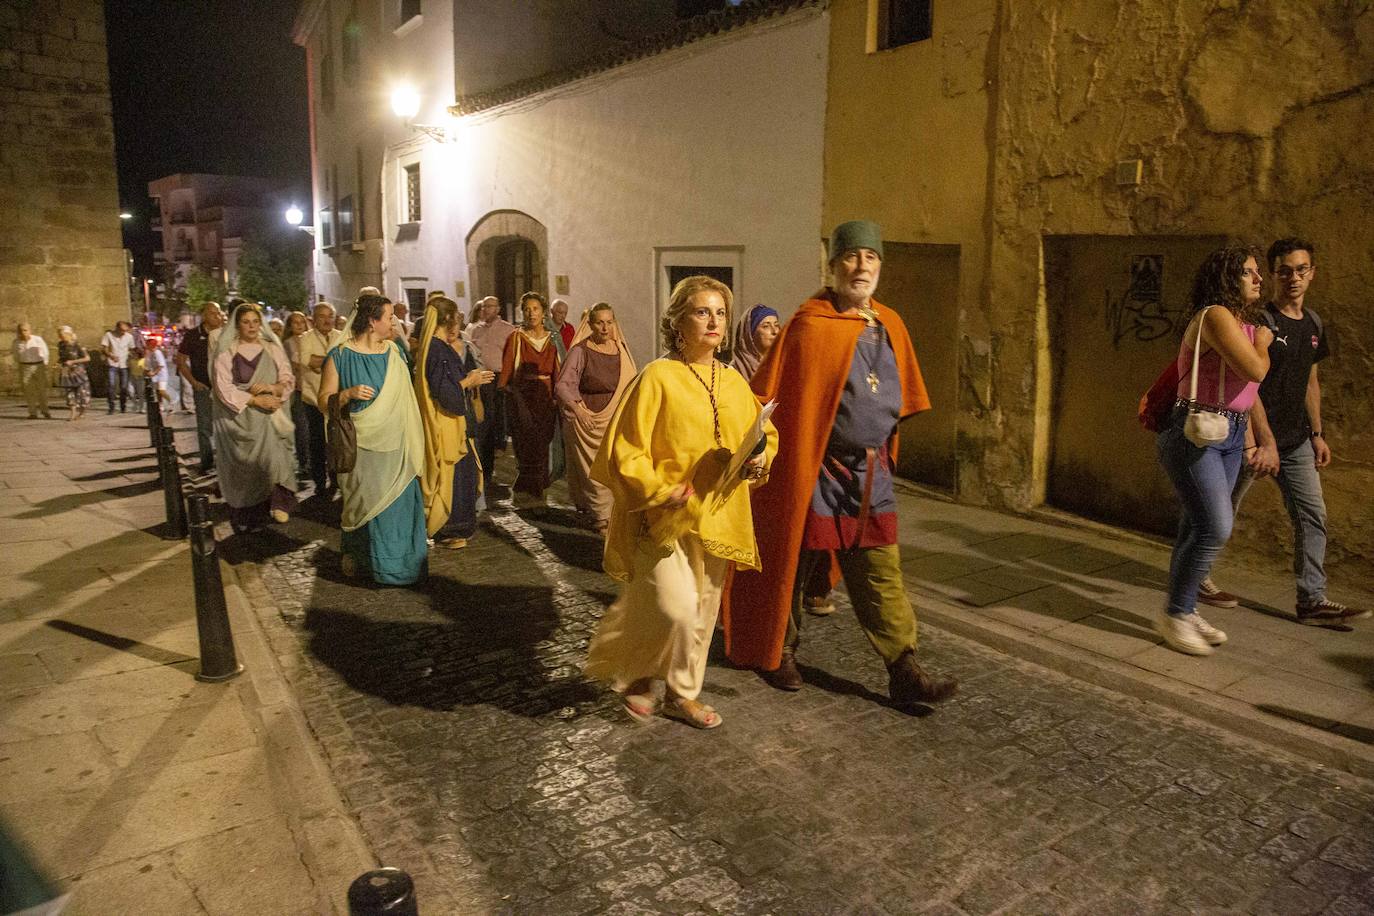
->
xmin=300 ymin=579 xmax=597 ymax=717
xmin=14 ymin=479 xmax=162 ymax=519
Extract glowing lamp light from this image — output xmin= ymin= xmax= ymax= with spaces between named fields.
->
xmin=285 ymin=205 xmax=303 ymax=226
xmin=119 ymin=212 xmax=133 ymax=220
xmin=391 ymin=85 xmax=421 ymax=120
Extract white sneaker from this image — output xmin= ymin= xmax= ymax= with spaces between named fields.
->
xmin=1155 ymin=612 xmax=1214 ymax=656
xmin=1190 ymin=612 xmax=1227 ymax=646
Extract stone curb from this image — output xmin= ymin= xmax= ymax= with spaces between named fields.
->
xmin=915 ymin=593 xmax=1374 ymax=781
xmin=219 ymin=560 xmax=376 ymax=914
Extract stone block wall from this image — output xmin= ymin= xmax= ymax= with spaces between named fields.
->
xmin=980 ymin=0 xmax=1374 ymax=573
xmin=0 ymin=0 xmax=127 ymax=389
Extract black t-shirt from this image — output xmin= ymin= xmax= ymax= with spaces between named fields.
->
xmin=1258 ymin=303 xmax=1329 ymax=451
xmin=177 ymin=325 xmax=213 ymax=385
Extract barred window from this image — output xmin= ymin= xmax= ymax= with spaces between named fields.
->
xmin=403 ymin=163 xmax=421 ymax=223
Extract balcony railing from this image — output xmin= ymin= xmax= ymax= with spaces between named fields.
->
xmin=172 ymin=246 xmax=194 ymax=262
xmin=150 ymin=217 xmax=162 ymax=230
xmin=168 ymin=211 xmax=194 ymax=225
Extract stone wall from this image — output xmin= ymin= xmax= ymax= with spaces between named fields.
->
xmin=0 ymin=0 xmax=128 ymax=388
xmin=976 ymin=0 xmax=1374 ymax=573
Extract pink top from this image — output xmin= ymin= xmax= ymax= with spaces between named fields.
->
xmin=1175 ymin=321 xmax=1258 ymax=412
xmin=213 ymin=341 xmax=295 ymax=414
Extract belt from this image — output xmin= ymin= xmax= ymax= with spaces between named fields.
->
xmin=1174 ymin=398 xmax=1246 ymax=422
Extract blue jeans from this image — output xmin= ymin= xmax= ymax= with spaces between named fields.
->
xmin=106 ymin=366 xmax=131 ymax=411
xmin=1232 ymin=438 xmax=1328 ymax=606
xmin=1157 ymin=409 xmax=1247 ymax=617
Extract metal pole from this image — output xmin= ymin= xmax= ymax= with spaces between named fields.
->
xmin=157 ymin=427 xmax=187 ymax=539
xmin=187 ymin=493 xmax=243 ymax=683
xmin=348 ymin=869 xmax=417 ymax=916
xmin=146 ymin=381 xmax=161 ymax=447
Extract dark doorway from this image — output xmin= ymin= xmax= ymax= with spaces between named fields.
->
xmin=1044 ymin=234 xmax=1226 ymax=536
xmin=496 ymin=239 xmax=542 ymax=320
xmin=667 ymin=265 xmax=734 ymax=293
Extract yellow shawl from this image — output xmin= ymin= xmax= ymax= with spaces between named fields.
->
xmin=414 ymin=306 xmax=469 ymax=537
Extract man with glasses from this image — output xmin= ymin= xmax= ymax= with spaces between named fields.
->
xmin=1200 ymin=238 xmax=1367 ymax=625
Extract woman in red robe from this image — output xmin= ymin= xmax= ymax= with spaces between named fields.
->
xmin=499 ymin=292 xmax=561 ymax=506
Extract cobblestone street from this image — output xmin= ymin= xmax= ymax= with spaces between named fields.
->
xmin=227 ymin=472 xmax=1374 ymax=916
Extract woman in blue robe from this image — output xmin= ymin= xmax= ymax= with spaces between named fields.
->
xmin=317 ymin=294 xmax=427 ymax=586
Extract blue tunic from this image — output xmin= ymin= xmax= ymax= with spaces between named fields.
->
xmin=327 ymin=345 xmax=427 ymax=586
xmin=803 ymin=321 xmax=902 ymax=550
xmin=424 ymin=338 xmax=481 ymax=540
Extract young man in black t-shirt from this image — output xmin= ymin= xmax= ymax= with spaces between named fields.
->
xmin=1201 ymin=238 xmax=1367 ymax=625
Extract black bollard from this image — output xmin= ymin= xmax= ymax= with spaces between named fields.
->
xmin=146 ymin=383 xmax=161 ymax=447
xmin=157 ymin=427 xmax=188 ymax=539
xmin=187 ymin=493 xmax=243 ymax=683
xmin=348 ymin=869 xmax=418 ymax=916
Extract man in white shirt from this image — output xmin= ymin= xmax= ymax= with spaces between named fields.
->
xmin=100 ymin=321 xmax=136 ymax=413
xmin=297 ymin=302 xmax=345 ymax=493
xmin=12 ymin=323 xmax=50 ymax=419
xmin=465 ymin=296 xmax=516 ymax=479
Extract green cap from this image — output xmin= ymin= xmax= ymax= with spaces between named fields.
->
xmin=829 ymin=220 xmax=883 ymax=261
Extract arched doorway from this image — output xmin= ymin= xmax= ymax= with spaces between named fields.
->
xmin=465 ymin=210 xmax=549 ymax=321
xmin=494 ymin=238 xmax=542 ymax=319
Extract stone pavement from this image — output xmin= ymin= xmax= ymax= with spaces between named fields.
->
xmin=0 ymin=398 xmax=372 ymax=914
xmin=227 ymin=439 xmax=1374 ymax=912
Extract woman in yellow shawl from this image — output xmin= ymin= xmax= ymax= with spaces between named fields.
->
xmin=415 ymin=297 xmax=493 ymax=548
xmin=317 ymin=294 xmax=427 ymax=585
xmin=584 ymin=276 xmax=777 ymax=730
xmin=554 ymin=303 xmax=636 ymax=531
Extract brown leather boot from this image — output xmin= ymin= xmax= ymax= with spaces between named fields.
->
xmin=887 ymin=651 xmax=957 ymax=705
xmin=762 ymin=647 xmax=803 ymax=691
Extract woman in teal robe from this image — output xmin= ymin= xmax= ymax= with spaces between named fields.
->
xmin=318 ymin=293 xmax=427 ymax=586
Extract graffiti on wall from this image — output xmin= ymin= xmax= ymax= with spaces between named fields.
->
xmin=1104 ymin=254 xmax=1185 ymax=347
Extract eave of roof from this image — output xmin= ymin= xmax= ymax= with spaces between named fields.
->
xmin=448 ymin=0 xmax=825 ymax=117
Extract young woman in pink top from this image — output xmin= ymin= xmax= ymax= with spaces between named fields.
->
xmin=1155 ymin=247 xmax=1274 ymax=656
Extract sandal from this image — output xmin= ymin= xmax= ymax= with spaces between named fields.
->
xmin=438 ymin=537 xmax=468 ymax=549
xmin=621 ymin=693 xmax=656 ymax=724
xmin=662 ymin=696 xmax=722 ymax=730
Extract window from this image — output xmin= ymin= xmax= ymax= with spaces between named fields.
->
xmin=338 ymin=195 xmax=355 ymax=244
xmin=320 ymin=52 xmax=335 ymax=111
xmin=319 ymin=207 xmax=334 ymax=248
xmin=404 ymin=287 xmax=427 ymax=313
xmin=400 ymin=0 xmax=420 ymax=26
xmin=403 ymin=163 xmax=421 ymax=223
xmin=342 ymin=7 xmax=361 ymax=86
xmin=877 ymin=0 xmax=932 ymax=50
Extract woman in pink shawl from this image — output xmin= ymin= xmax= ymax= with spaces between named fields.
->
xmin=729 ymin=304 xmax=780 ymax=381
xmin=554 ymin=303 xmax=636 ymax=530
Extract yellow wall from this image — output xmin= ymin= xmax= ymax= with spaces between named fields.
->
xmin=822 ymin=0 xmax=997 ymax=494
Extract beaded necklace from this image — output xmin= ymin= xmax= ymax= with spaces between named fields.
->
xmin=684 ymin=357 xmax=722 ymax=445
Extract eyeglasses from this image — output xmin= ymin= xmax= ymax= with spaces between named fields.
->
xmin=1274 ymin=265 xmax=1312 ymax=279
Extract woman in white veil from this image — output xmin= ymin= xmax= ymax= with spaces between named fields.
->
xmin=212 ymin=303 xmax=298 ymax=532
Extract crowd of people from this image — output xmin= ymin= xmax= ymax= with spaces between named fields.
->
xmin=8 ymin=223 xmax=1365 ymax=730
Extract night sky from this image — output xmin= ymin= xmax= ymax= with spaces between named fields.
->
xmin=106 ymin=1 xmax=311 ymax=274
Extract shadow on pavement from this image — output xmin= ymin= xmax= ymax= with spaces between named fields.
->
xmin=14 ymin=480 xmax=161 ymax=519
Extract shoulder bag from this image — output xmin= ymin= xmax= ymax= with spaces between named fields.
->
xmin=325 ymin=392 xmax=357 ymax=475
xmin=1182 ymin=306 xmax=1230 ymax=448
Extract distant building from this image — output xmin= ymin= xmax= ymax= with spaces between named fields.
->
xmin=0 ymin=0 xmax=128 ymax=389
xmin=147 ymin=173 xmax=294 ymax=291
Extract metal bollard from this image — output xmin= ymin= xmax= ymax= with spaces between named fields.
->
xmin=348 ymin=869 xmax=418 ymax=916
xmin=146 ymin=383 xmax=162 ymax=447
xmin=157 ymin=427 xmax=188 ymax=539
xmin=187 ymin=493 xmax=243 ymax=683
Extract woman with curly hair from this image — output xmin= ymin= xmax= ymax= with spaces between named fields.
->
xmin=584 ymin=275 xmax=777 ymax=729
xmin=1155 ymin=247 xmax=1274 ymax=656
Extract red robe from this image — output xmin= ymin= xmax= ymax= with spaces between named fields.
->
xmin=721 ymin=290 xmax=931 ymax=671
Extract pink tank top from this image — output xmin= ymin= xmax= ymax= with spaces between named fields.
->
xmin=1175 ymin=319 xmax=1259 ymax=412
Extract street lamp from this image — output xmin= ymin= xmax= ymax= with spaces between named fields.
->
xmin=119 ymin=211 xmax=133 ymax=220
xmin=285 ymin=205 xmax=303 ymax=226
xmin=390 ymin=84 xmax=448 ymax=142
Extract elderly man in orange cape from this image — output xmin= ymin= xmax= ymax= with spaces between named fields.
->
xmin=722 ymin=220 xmax=957 ymax=707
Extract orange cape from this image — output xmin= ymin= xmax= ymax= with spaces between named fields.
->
xmin=721 ymin=290 xmax=930 ymax=670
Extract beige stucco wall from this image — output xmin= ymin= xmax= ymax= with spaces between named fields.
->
xmin=0 ymin=0 xmax=128 ymax=389
xmin=984 ymin=1 xmax=1374 ymax=571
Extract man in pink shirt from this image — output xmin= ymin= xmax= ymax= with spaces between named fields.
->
xmin=465 ymin=296 xmax=516 ymax=481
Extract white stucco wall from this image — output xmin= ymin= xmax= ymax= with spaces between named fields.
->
xmin=381 ymin=7 xmax=829 ymax=365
